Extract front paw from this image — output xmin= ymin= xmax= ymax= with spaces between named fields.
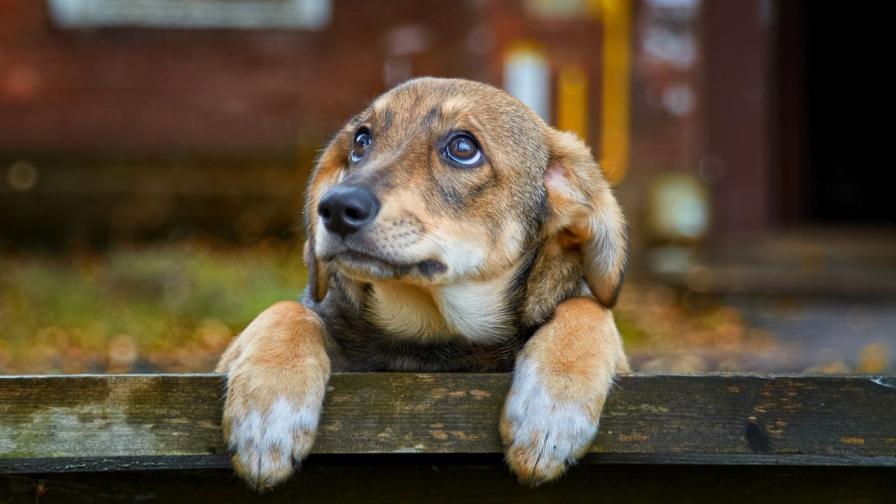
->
xmin=500 ymin=360 xmax=601 ymax=486
xmin=223 ymin=368 xmax=326 ymax=492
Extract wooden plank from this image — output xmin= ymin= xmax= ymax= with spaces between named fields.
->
xmin=1 ymin=374 xmax=895 ymax=473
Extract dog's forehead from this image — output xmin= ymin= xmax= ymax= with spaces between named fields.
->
xmin=368 ymin=78 xmax=544 ymax=138
xmin=373 ymin=78 xmax=494 ymax=112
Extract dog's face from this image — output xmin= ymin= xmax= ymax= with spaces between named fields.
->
xmin=305 ymin=78 xmax=626 ymax=335
xmin=309 ymin=78 xmax=548 ymax=285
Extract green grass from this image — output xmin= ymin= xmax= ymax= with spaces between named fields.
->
xmin=0 ymin=240 xmax=307 ymax=373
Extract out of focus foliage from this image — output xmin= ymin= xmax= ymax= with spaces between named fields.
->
xmin=1 ymin=241 xmax=890 ymax=374
xmin=0 ymin=240 xmax=305 ymax=373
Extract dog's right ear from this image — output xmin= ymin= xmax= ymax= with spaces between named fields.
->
xmin=543 ymin=130 xmax=628 ymax=307
xmin=303 ymin=134 xmax=347 ymax=303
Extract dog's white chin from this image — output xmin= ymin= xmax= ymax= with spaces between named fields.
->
xmin=328 ymin=251 xmax=449 ymax=284
xmin=331 ymin=255 xmax=404 ymax=281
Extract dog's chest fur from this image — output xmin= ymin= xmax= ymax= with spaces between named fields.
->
xmin=306 ymin=259 xmax=547 ymax=372
xmin=306 ymin=231 xmax=594 ymax=372
xmin=367 ymin=265 xmax=520 ymax=344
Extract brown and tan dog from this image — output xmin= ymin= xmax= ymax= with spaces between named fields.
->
xmin=217 ymin=77 xmax=630 ymax=491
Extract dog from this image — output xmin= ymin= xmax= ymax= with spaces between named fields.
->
xmin=216 ymin=77 xmax=630 ymax=491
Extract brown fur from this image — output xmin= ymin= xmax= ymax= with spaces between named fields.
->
xmin=219 ymin=78 xmax=630 ymax=490
xmin=216 ymin=302 xmax=330 ymax=491
xmin=501 ymin=297 xmax=629 ymax=484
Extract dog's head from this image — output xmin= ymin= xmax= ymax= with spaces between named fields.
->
xmin=305 ymin=78 xmax=626 ymax=332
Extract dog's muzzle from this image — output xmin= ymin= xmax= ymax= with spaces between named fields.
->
xmin=318 ymin=185 xmax=380 ymax=237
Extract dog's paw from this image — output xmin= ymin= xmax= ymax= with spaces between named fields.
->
xmin=223 ymin=369 xmax=326 ymax=492
xmin=500 ymin=359 xmax=600 ymax=486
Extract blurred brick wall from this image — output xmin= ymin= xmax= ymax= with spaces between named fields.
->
xmin=0 ymin=0 xmax=484 ymax=158
xmin=0 ymin=0 xmax=777 ymax=250
xmin=0 ymin=0 xmax=489 ymax=246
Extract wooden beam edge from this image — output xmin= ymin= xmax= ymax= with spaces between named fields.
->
xmin=3 ymin=453 xmax=896 ymax=475
xmin=2 ymin=373 xmax=894 ymax=473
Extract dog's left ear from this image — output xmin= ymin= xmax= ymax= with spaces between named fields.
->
xmin=543 ymin=130 xmax=628 ymax=307
xmin=303 ymin=135 xmax=347 ymax=303
xmin=303 ymin=234 xmax=328 ymax=303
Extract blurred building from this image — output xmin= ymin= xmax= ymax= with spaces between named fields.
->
xmin=1 ymin=0 xmax=893 ymax=284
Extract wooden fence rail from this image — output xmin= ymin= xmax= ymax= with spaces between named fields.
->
xmin=1 ymin=373 xmax=895 ymax=503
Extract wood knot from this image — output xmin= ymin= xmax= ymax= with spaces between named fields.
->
xmin=745 ymin=417 xmax=772 ymax=454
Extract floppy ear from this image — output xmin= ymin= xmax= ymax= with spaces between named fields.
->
xmin=543 ymin=130 xmax=628 ymax=307
xmin=303 ymin=135 xmax=347 ymax=303
xmin=303 ymin=233 xmax=328 ymax=304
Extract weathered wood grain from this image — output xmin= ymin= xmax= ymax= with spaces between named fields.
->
xmin=1 ymin=373 xmax=895 ymax=473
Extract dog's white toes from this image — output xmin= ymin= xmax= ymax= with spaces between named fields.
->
xmin=501 ymin=402 xmax=597 ymax=485
xmin=500 ymin=363 xmax=599 ymax=485
xmin=226 ymin=396 xmax=320 ymax=492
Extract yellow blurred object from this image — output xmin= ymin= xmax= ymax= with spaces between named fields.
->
xmin=857 ymin=342 xmax=890 ymax=373
xmin=6 ymin=159 xmax=39 ymax=191
xmin=557 ymin=65 xmax=589 ymax=142
xmin=599 ymin=0 xmax=631 ymax=185
xmin=641 ymin=353 xmax=709 ymax=373
xmin=806 ymin=361 xmax=852 ymax=374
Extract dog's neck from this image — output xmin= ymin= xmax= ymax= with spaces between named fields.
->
xmin=366 ymin=264 xmax=521 ymax=344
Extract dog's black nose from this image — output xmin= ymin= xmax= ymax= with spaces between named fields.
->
xmin=317 ymin=185 xmax=380 ymax=237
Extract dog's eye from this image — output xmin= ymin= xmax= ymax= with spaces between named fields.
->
xmin=443 ymin=133 xmax=482 ymax=167
xmin=350 ymin=128 xmax=372 ymax=162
